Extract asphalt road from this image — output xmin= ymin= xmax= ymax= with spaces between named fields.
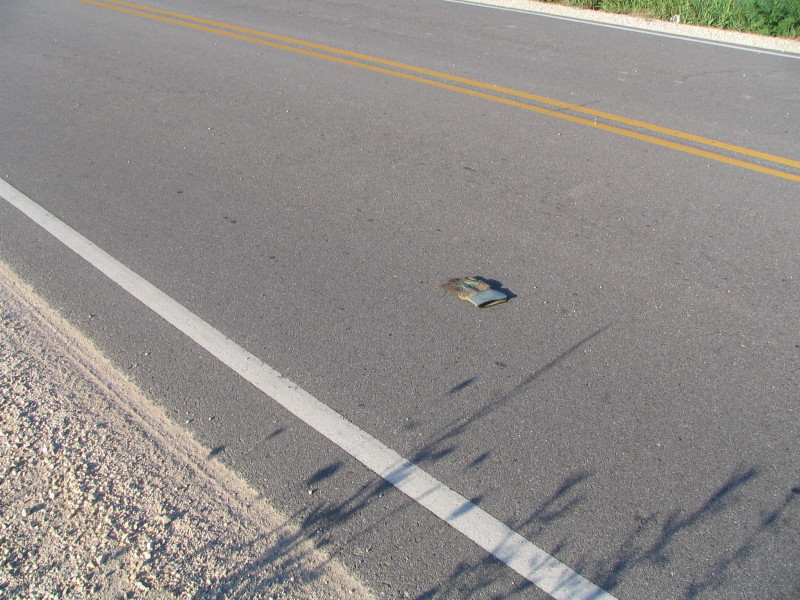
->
xmin=1 ymin=0 xmax=799 ymax=598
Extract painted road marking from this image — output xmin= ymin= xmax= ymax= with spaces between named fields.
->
xmin=78 ymin=0 xmax=800 ymax=183
xmin=443 ymin=0 xmax=800 ymax=59
xmin=0 ymin=177 xmax=619 ymax=598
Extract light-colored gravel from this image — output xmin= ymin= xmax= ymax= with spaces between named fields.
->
xmin=3 ymin=7 xmax=794 ymax=600
xmin=0 ymin=260 xmax=374 ymax=600
xmin=467 ymin=0 xmax=800 ymax=54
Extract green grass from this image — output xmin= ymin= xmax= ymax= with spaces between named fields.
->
xmin=541 ymin=0 xmax=800 ymax=37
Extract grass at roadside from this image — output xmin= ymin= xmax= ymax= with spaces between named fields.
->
xmin=542 ymin=0 xmax=800 ymax=37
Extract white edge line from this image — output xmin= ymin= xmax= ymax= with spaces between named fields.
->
xmin=438 ymin=0 xmax=800 ymax=59
xmin=0 ymin=177 xmax=618 ymax=600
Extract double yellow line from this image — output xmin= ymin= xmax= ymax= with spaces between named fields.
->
xmin=78 ymin=0 xmax=800 ymax=183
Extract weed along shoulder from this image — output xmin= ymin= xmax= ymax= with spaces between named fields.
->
xmin=441 ymin=276 xmax=509 ymax=308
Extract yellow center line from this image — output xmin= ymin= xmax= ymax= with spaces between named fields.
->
xmin=97 ymin=0 xmax=800 ymax=172
xmin=78 ymin=0 xmax=800 ymax=183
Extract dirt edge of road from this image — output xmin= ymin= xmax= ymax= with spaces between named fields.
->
xmin=478 ymin=0 xmax=800 ymax=54
xmin=0 ymin=259 xmax=375 ymax=600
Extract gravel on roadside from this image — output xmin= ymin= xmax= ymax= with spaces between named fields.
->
xmin=474 ymin=0 xmax=800 ymax=54
xmin=0 ymin=260 xmax=374 ymax=600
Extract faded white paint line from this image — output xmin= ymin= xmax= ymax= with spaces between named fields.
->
xmin=0 ymin=177 xmax=617 ymax=600
xmin=441 ymin=0 xmax=800 ymax=59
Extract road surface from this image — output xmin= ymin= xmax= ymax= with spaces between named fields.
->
xmin=1 ymin=0 xmax=798 ymax=598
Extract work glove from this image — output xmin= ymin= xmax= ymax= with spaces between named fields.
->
xmin=440 ymin=277 xmax=508 ymax=308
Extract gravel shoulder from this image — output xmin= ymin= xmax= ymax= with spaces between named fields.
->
xmin=0 ymin=259 xmax=374 ymax=600
xmin=474 ymin=0 xmax=800 ymax=54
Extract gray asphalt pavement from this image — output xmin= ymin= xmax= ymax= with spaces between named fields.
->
xmin=1 ymin=0 xmax=798 ymax=598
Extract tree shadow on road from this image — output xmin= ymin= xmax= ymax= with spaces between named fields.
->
xmin=410 ymin=466 xmax=799 ymax=599
xmin=185 ymin=323 xmax=799 ymax=599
